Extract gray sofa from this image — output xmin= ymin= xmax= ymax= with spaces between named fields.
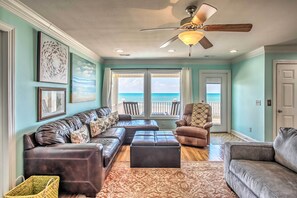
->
xmin=224 ymin=127 xmax=297 ymax=198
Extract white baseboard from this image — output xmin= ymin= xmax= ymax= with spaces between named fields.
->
xmin=231 ymin=130 xmax=259 ymax=142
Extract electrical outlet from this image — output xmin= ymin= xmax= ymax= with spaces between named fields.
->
xmin=249 ymin=128 xmax=252 ymax=132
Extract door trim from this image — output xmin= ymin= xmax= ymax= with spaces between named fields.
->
xmin=199 ymin=70 xmax=231 ymax=132
xmin=0 ymin=20 xmax=16 ymax=194
xmin=273 ymin=60 xmax=297 ymax=139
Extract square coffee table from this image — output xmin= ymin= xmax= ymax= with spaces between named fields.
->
xmin=130 ymin=130 xmax=181 ymax=168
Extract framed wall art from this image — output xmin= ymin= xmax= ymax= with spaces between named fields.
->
xmin=70 ymin=53 xmax=96 ymax=103
xmin=38 ymin=87 xmax=66 ymax=121
xmin=38 ymin=32 xmax=69 ymax=84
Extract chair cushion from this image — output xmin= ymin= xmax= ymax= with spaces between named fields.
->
xmin=273 ymin=127 xmax=297 ymax=172
xmin=90 ymin=138 xmax=120 ymax=167
xmin=175 ymin=126 xmax=207 ymax=139
xmin=191 ymin=103 xmax=210 ymax=128
xmin=230 ymin=160 xmax=297 ymax=198
xmin=93 ymin=128 xmax=125 ymax=144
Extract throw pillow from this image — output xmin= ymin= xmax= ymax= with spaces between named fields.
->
xmin=273 ymin=127 xmax=297 ymax=172
xmin=90 ymin=118 xmax=106 ymax=137
xmin=111 ymin=111 xmax=119 ymax=122
xmin=108 ymin=114 xmax=117 ymax=126
xmin=70 ymin=125 xmax=90 ymax=144
xmin=103 ymin=117 xmax=111 ymax=129
xmin=191 ymin=103 xmax=210 ymax=128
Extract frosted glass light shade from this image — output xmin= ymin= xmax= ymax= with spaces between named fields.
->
xmin=178 ymin=31 xmax=204 ymax=46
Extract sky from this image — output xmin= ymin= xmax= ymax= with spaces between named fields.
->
xmin=118 ymin=77 xmax=180 ymax=93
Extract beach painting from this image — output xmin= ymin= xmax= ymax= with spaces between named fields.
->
xmin=70 ymin=53 xmax=96 ymax=103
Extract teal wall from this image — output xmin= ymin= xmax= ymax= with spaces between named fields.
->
xmin=231 ymin=55 xmax=265 ymax=141
xmin=0 ymin=8 xmax=102 ymax=176
xmin=103 ymin=63 xmax=231 ymax=129
xmin=264 ymin=53 xmax=297 ymax=141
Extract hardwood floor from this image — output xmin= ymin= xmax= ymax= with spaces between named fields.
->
xmin=60 ymin=133 xmax=243 ymax=197
xmin=116 ymin=132 xmax=243 ymax=162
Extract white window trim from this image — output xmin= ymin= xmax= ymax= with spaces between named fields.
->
xmin=0 ymin=20 xmax=16 ymax=196
xmin=199 ymin=70 xmax=231 ymax=133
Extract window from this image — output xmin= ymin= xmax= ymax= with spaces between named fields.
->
xmin=205 ymin=78 xmax=222 ymax=125
xmin=150 ymin=71 xmax=181 ymax=117
xmin=111 ymin=70 xmax=181 ymax=118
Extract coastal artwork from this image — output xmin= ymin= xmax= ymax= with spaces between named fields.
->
xmin=38 ymin=32 xmax=69 ymax=84
xmin=38 ymin=87 xmax=66 ymax=121
xmin=70 ymin=53 xmax=96 ymax=103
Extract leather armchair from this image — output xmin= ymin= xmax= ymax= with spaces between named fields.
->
xmin=175 ymin=103 xmax=213 ymax=147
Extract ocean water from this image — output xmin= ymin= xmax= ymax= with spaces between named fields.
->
xmin=118 ymin=93 xmax=220 ymax=102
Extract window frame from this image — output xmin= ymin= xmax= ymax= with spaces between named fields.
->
xmin=111 ymin=69 xmax=181 ymax=119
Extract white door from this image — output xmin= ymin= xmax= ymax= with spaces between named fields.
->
xmin=276 ymin=63 xmax=297 ymax=131
xmin=200 ymin=72 xmax=229 ymax=132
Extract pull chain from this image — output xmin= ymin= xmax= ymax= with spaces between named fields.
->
xmin=189 ymin=44 xmax=192 ymax=57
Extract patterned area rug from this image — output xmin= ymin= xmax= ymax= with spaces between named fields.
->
xmin=97 ymin=161 xmax=237 ymax=198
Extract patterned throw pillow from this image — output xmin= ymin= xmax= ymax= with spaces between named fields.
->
xmin=90 ymin=118 xmax=106 ymax=137
xmin=111 ymin=111 xmax=119 ymax=122
xmin=191 ymin=103 xmax=210 ymax=128
xmin=108 ymin=114 xmax=117 ymax=126
xmin=70 ymin=125 xmax=90 ymax=144
xmin=103 ymin=117 xmax=111 ymax=129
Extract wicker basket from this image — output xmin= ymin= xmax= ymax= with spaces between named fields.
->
xmin=4 ymin=176 xmax=59 ymax=198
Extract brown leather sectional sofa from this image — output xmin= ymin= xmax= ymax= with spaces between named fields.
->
xmin=23 ymin=107 xmax=159 ymax=196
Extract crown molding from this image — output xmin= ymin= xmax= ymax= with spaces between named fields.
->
xmin=0 ymin=0 xmax=102 ymax=62
xmin=264 ymin=45 xmax=297 ymax=53
xmin=231 ymin=47 xmax=265 ymax=64
xmin=103 ymin=58 xmax=231 ymax=66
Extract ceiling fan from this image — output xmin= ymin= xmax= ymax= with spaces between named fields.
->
xmin=140 ymin=3 xmax=253 ymax=56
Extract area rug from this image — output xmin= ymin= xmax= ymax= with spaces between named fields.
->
xmin=96 ymin=161 xmax=237 ymax=198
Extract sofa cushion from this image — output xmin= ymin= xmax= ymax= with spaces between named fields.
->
xmin=113 ymin=120 xmax=159 ymax=130
xmin=75 ymin=110 xmax=98 ymax=125
xmin=93 ymin=128 xmax=125 ymax=144
xmin=230 ymin=160 xmax=297 ymax=198
xmin=35 ymin=116 xmax=82 ymax=145
xmin=90 ymin=138 xmax=120 ymax=167
xmin=70 ymin=125 xmax=90 ymax=143
xmin=273 ymin=127 xmax=297 ymax=173
xmin=175 ymin=126 xmax=207 ymax=139
xmin=95 ymin=107 xmax=112 ymax=118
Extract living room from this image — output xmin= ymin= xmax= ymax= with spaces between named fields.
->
xmin=1 ymin=0 xmax=297 ymax=197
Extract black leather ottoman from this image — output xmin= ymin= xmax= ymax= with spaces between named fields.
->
xmin=130 ymin=131 xmax=181 ymax=168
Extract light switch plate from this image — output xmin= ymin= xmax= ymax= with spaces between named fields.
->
xmin=256 ymin=100 xmax=261 ymax=106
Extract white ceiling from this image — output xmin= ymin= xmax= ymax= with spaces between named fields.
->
xmin=20 ymin=0 xmax=297 ymax=60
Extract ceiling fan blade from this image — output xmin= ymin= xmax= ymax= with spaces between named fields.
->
xmin=160 ymin=35 xmax=179 ymax=48
xmin=192 ymin=3 xmax=217 ymax=25
xmin=203 ymin=24 xmax=253 ymax=32
xmin=199 ymin=36 xmax=213 ymax=49
xmin=140 ymin=27 xmax=179 ymax=32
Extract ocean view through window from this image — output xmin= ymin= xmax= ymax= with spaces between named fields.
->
xmin=111 ymin=70 xmax=181 ymax=118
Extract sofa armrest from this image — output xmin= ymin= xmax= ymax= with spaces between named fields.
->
xmin=119 ymin=114 xmax=132 ymax=121
xmin=203 ymin=122 xmax=213 ymax=129
xmin=224 ymin=142 xmax=275 ymax=175
xmin=176 ymin=120 xmax=186 ymax=127
xmin=24 ymin=143 xmax=104 ymax=196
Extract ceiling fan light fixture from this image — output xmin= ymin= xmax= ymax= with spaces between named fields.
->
xmin=178 ymin=31 xmax=204 ymax=46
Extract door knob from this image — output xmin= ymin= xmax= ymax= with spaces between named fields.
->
xmin=277 ymin=110 xmax=283 ymax=113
